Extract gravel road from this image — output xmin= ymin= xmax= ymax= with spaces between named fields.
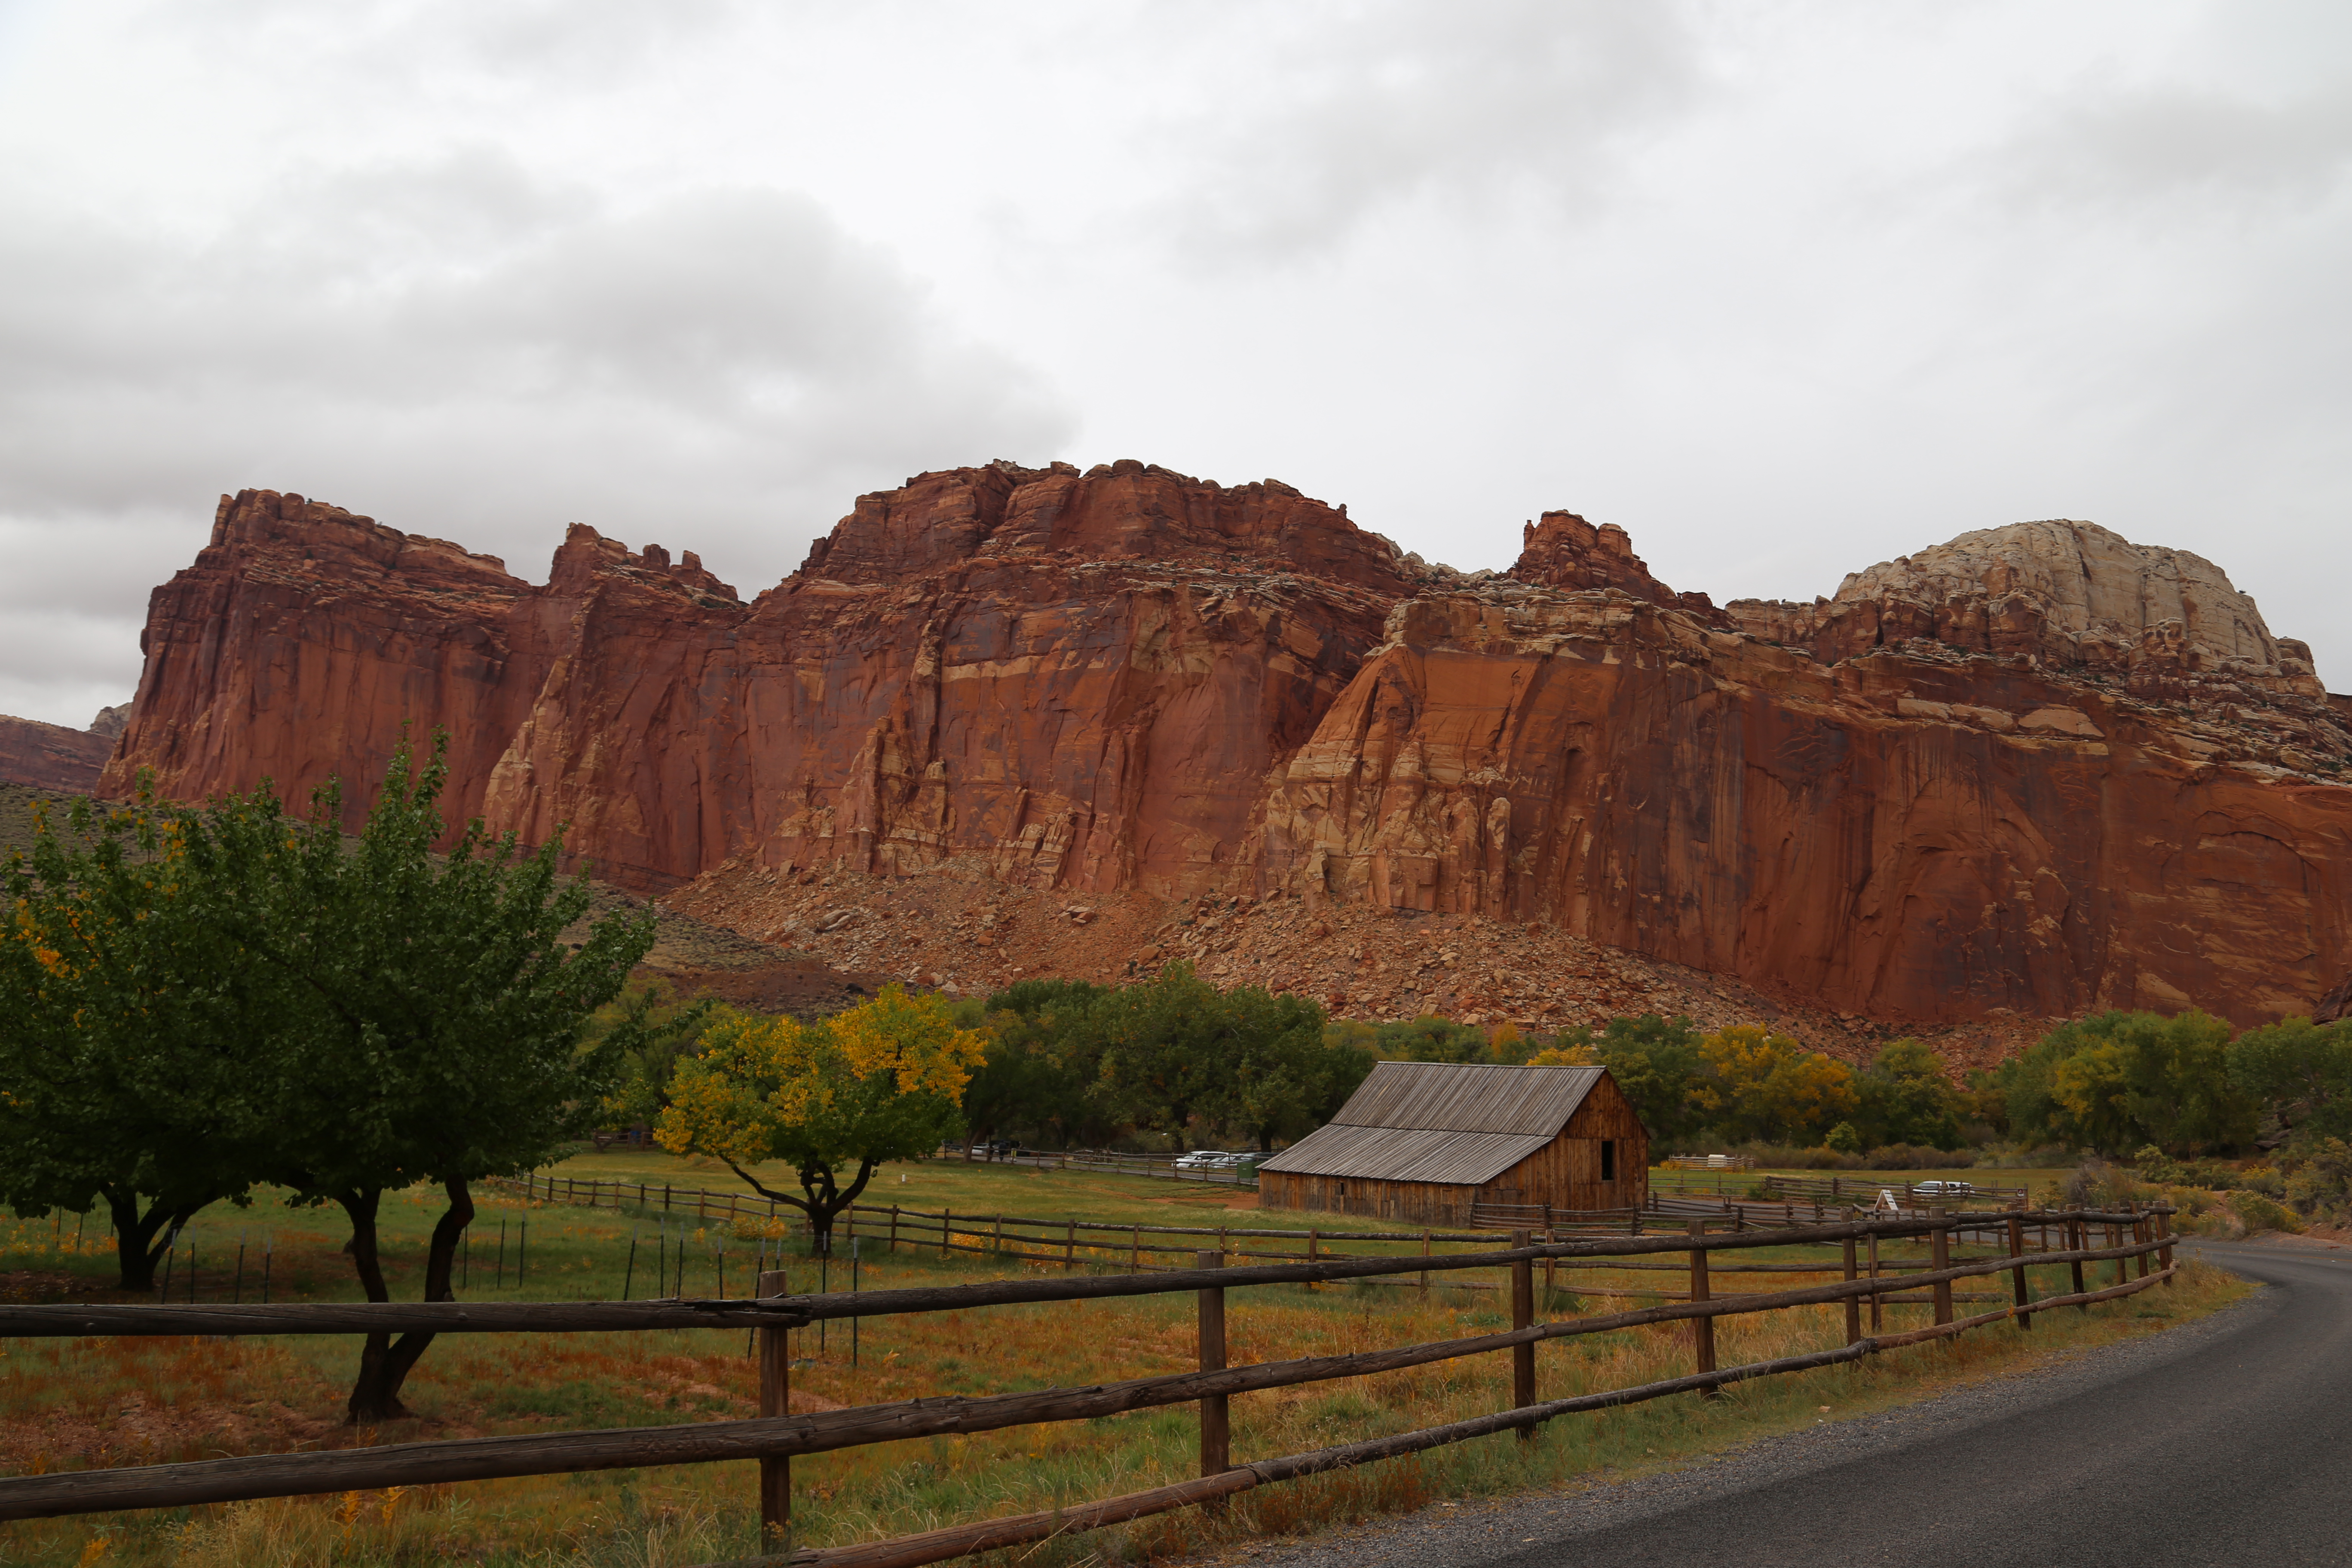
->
xmin=1239 ymin=1240 xmax=2350 ymax=1568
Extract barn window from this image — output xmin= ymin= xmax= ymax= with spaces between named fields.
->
xmin=1336 ymin=1182 xmax=1348 ymax=1198
xmin=1601 ymin=1139 xmax=1617 ymax=1182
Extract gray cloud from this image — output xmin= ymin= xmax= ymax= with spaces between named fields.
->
xmin=1157 ymin=1 xmax=1703 ymax=260
xmin=0 ymin=150 xmax=1073 ymax=721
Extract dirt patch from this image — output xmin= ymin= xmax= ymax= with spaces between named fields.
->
xmin=0 ymin=1270 xmax=91 ymax=1304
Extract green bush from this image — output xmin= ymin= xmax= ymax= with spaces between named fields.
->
xmin=2280 ymin=1137 xmax=2352 ymax=1223
xmin=2228 ymin=1190 xmax=2302 ymax=1234
xmin=1824 ymin=1121 xmax=1863 ymax=1154
xmin=2061 ymin=1159 xmax=2146 ymax=1210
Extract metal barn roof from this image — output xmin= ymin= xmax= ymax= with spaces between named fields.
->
xmin=1257 ymin=1061 xmax=1607 ymax=1186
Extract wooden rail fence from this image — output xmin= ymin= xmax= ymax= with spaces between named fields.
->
xmin=0 ymin=1207 xmax=2180 ymax=1568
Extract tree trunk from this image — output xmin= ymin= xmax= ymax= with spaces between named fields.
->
xmin=343 ymin=1179 xmax=477 ymax=1424
xmin=104 ymin=1188 xmax=203 ymax=1292
xmin=808 ymin=1158 xmax=886 ymax=1258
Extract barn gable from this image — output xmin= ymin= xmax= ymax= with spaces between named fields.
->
xmin=1257 ymin=1061 xmax=1647 ymax=1225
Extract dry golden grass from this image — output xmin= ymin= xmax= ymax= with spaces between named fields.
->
xmin=0 ymin=1193 xmax=2247 ymax=1568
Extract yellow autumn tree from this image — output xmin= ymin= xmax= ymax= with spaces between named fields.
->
xmin=1694 ymin=1024 xmax=1856 ymax=1145
xmin=658 ymin=986 xmax=988 ymax=1251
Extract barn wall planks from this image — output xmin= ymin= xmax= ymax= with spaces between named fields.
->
xmin=1260 ymin=1071 xmax=1650 ymax=1222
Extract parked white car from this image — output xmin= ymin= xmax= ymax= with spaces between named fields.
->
xmin=1174 ymin=1150 xmax=1235 ymax=1170
xmin=1912 ymin=1179 xmax=1977 ymax=1197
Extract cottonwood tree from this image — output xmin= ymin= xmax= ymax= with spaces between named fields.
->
xmin=2230 ymin=1017 xmax=2352 ymax=1141
xmin=658 ymin=986 xmax=987 ymax=1253
xmin=0 ymin=790 xmax=282 ymax=1288
xmin=2000 ymin=1010 xmax=2255 ymax=1156
xmin=964 ymin=979 xmax=1113 ymax=1152
xmin=178 ymin=735 xmax=654 ymax=1422
xmin=1850 ymin=1039 xmax=1966 ymax=1150
xmin=1218 ymin=986 xmax=1362 ymax=1151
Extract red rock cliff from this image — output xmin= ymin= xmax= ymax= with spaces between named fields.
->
xmin=102 ymin=472 xmax=2352 ymax=1024
xmin=107 ymin=463 xmax=1411 ymax=892
xmin=0 ymin=714 xmax=116 ymax=792
xmin=1262 ymin=583 xmax=2352 ymax=1025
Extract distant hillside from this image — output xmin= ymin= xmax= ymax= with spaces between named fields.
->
xmin=0 ymin=715 xmax=113 ymax=792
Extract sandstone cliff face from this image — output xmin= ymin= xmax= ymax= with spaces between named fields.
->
xmin=109 ymin=464 xmax=1411 ymax=893
xmin=1726 ymin=519 xmax=2318 ymax=690
xmin=1260 ymin=583 xmax=2352 ymax=1026
xmin=1507 ymin=509 xmax=1728 ymax=625
xmin=0 ymin=714 xmax=116 ymax=792
xmin=102 ymin=472 xmax=2352 ymax=1026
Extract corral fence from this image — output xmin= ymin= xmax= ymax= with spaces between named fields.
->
xmin=495 ymin=1170 xmax=2037 ymax=1264
xmin=0 ymin=1206 xmax=2181 ymax=1568
xmin=490 ymin=1172 xmax=1615 ymax=1282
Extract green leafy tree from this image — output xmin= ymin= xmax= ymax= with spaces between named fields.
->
xmin=2229 ymin=1017 xmax=2352 ymax=1140
xmin=1374 ymin=1014 xmax=1490 ymax=1063
xmin=597 ymin=980 xmax=721 ymax=1131
xmin=1852 ymin=1039 xmax=1966 ymax=1151
xmin=1558 ymin=1014 xmax=1706 ymax=1146
xmin=0 ymin=789 xmax=283 ymax=1288
xmin=175 ymin=736 xmax=655 ymax=1421
xmin=1217 ymin=986 xmax=1359 ymax=1151
xmin=968 ymin=979 xmax=1114 ymax=1149
xmin=659 ymin=986 xmax=988 ymax=1250
xmin=2000 ymin=1011 xmax=2256 ymax=1156
xmin=1085 ymin=964 xmax=1253 ymax=1149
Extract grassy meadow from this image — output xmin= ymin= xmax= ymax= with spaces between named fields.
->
xmin=0 ymin=1154 xmax=2246 ymax=1568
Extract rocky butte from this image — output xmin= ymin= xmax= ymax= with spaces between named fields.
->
xmin=100 ymin=463 xmax=2352 ymax=1031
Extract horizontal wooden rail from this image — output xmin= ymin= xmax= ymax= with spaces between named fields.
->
xmin=0 ymin=1298 xmax=812 ymax=1339
xmin=739 ymin=1265 xmax=2181 ymax=1568
xmin=0 ymin=1213 xmax=2162 ymax=1342
xmin=0 ymin=1219 xmax=1958 ymax=1341
xmin=0 ymin=1231 xmax=2173 ymax=1521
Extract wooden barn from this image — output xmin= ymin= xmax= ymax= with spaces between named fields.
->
xmin=1256 ymin=1061 xmax=1648 ymax=1225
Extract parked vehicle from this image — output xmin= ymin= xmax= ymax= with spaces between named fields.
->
xmin=1912 ymin=1179 xmax=1977 ymax=1197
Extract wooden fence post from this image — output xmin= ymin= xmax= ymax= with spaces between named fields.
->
xmin=889 ymin=1206 xmax=899 ymax=1256
xmin=1065 ymin=1220 xmax=1076 ymax=1273
xmin=1841 ymin=1234 xmax=1860 ymax=1345
xmin=1930 ymin=1222 xmax=1953 ymax=1327
xmin=2135 ymin=1213 xmax=2151 ymax=1279
xmin=941 ymin=1209 xmax=951 ymax=1261
xmin=2007 ymin=1214 xmax=2032 ymax=1330
xmin=757 ymin=1268 xmax=790 ymax=1550
xmin=2068 ymin=1213 xmax=2088 ymax=1307
xmin=1420 ymin=1230 xmax=1431 ymax=1298
xmin=1511 ymin=1230 xmax=1535 ymax=1441
xmin=2111 ymin=1219 xmax=2127 ymax=1289
xmin=1687 ymin=1219 xmax=1716 ymax=1397
xmin=1197 ymin=1250 xmax=1229 ymax=1487
xmin=1867 ymin=1229 xmax=1882 ymax=1332
xmin=2158 ymin=1210 xmax=2175 ymax=1283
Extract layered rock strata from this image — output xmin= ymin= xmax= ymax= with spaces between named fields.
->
xmin=0 ymin=712 xmax=121 ymax=792
xmin=108 ymin=463 xmax=1409 ymax=891
xmin=103 ymin=471 xmax=2352 ymax=1027
xmin=1262 ymin=583 xmax=2352 ymax=1027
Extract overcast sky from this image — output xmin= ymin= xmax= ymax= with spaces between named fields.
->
xmin=1 ymin=0 xmax=2346 ymax=726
